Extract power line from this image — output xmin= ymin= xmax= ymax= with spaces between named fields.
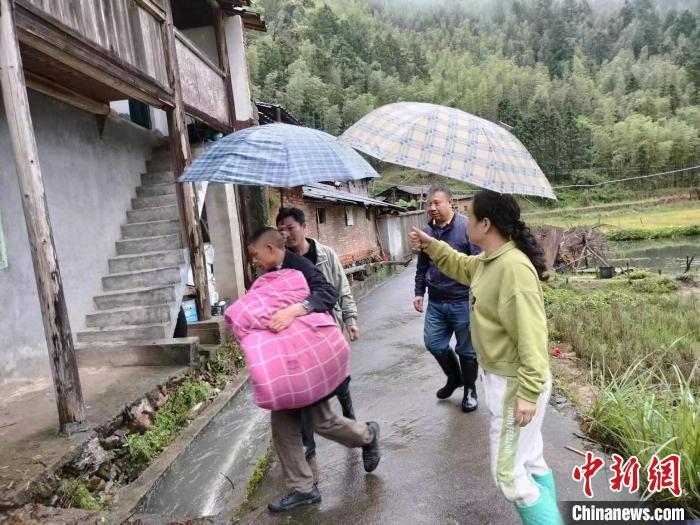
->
xmin=552 ymin=165 xmax=700 ymax=189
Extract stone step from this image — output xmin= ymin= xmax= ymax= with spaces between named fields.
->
xmin=127 ymin=205 xmax=179 ymax=223
xmin=102 ymin=266 xmax=181 ymax=292
xmin=131 ymin=194 xmax=177 ymax=210
xmin=94 ymin=285 xmax=177 ymax=310
xmin=116 ymin=233 xmax=182 ymax=255
xmin=151 ymin=149 xmax=171 ymax=163
xmin=147 ymin=157 xmax=172 ymax=172
xmin=86 ymin=304 xmax=172 ymax=328
xmin=141 ymin=171 xmax=174 ymax=186
xmin=108 ymin=249 xmax=185 ymax=273
xmin=121 ymin=219 xmax=181 ymax=239
xmin=76 ymin=323 xmax=169 ymax=344
xmin=136 ymin=183 xmax=176 ymax=198
xmin=76 ymin=338 xmax=199 ymax=367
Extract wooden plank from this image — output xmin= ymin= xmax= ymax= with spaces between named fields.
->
xmin=15 ymin=2 xmax=174 ymax=107
xmin=162 ymin=0 xmax=211 ymax=321
xmin=214 ymin=6 xmax=237 ymax=126
xmin=175 ymin=28 xmax=226 ymax=77
xmin=0 ymin=0 xmax=86 ymax=433
xmin=24 ymin=70 xmax=110 ymax=115
xmin=184 ymin=102 xmax=233 ymax=133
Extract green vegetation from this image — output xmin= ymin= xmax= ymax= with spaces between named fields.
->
xmin=249 ymin=0 xmax=700 ymax=187
xmin=545 ymin=274 xmax=699 ymax=510
xmin=605 ymin=223 xmax=700 ymax=240
xmin=127 ymin=378 xmax=215 ymax=467
xmin=56 ymin=479 xmax=107 ymax=511
xmin=544 ymin=274 xmax=698 ymax=381
xmin=247 ymin=451 xmax=271 ymax=500
xmin=591 ymin=363 xmax=699 ymax=509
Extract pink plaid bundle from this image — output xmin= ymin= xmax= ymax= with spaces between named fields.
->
xmin=225 ymin=269 xmax=350 ymax=410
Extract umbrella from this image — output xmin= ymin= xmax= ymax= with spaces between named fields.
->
xmin=339 ymin=102 xmax=556 ymax=199
xmin=178 ymin=123 xmax=378 ymax=187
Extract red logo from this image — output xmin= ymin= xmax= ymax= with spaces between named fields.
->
xmin=572 ymin=451 xmax=605 ymax=498
xmin=647 ymin=454 xmax=682 ymax=497
xmin=609 ymin=454 xmax=641 ymax=494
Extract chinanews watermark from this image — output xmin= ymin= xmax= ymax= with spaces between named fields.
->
xmin=561 ymin=452 xmax=695 ymax=525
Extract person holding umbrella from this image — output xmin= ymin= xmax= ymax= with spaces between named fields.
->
xmin=415 ymin=184 xmax=481 ymax=412
xmin=409 ymin=190 xmax=562 ymax=525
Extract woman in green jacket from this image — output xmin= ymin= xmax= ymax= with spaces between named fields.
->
xmin=410 ymin=190 xmax=563 ymax=525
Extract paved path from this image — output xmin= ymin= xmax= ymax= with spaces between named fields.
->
xmin=235 ymin=266 xmax=632 ymax=525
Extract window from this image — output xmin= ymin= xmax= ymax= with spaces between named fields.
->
xmin=0 ymin=209 xmax=7 ymax=270
xmin=316 ymin=208 xmax=326 ymax=224
xmin=345 ymin=207 xmax=354 ymax=226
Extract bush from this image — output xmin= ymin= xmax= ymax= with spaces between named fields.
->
xmin=590 ymin=363 xmax=699 ymax=512
xmin=605 ymin=224 xmax=700 ymax=241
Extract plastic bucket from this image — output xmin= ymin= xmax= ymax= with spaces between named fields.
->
xmin=598 ymin=266 xmax=614 ymax=279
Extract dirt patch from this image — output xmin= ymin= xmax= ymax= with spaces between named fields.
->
xmin=550 ymin=343 xmax=598 ymax=415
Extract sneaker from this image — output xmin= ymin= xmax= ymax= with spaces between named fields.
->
xmin=268 ymin=486 xmax=321 ymax=513
xmin=362 ymin=421 xmax=381 ymax=473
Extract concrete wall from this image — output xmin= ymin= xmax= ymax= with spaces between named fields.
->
xmin=377 ymin=210 xmax=426 ymax=262
xmin=0 ymin=92 xmax=163 ymax=383
xmin=225 ymin=15 xmax=255 ymax=123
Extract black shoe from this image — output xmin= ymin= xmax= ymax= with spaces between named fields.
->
xmin=268 ymin=486 xmax=321 ymax=513
xmin=433 ymin=352 xmax=463 ymax=399
xmin=362 ymin=422 xmax=381 ymax=472
xmin=337 ymin=390 xmax=356 ymax=420
xmin=304 ymin=446 xmax=316 ymax=461
xmin=459 ymin=356 xmax=479 ymax=412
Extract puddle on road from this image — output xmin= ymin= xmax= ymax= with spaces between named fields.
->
xmin=137 ymin=383 xmax=269 ymax=519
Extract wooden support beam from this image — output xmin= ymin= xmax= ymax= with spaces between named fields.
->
xmin=0 ymin=0 xmax=85 ymax=433
xmin=162 ymin=0 xmax=210 ymax=321
xmin=24 ymin=71 xmax=110 ymax=115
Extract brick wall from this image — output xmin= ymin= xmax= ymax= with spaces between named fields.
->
xmin=279 ymin=188 xmax=381 ymax=266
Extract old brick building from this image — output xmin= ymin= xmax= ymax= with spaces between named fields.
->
xmin=280 ymin=183 xmax=404 ymax=266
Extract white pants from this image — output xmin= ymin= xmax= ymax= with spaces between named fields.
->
xmin=482 ymin=371 xmax=552 ymax=507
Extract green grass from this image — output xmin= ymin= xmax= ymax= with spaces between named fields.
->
xmin=544 ymin=274 xmax=699 ymax=383
xmin=127 ymin=378 xmax=215 ymax=467
xmin=56 ymin=478 xmax=107 ymax=511
xmin=246 ymin=451 xmax=271 ymax=500
xmin=605 ymin=224 xmax=700 ymax=241
xmin=590 ymin=363 xmax=699 ymax=512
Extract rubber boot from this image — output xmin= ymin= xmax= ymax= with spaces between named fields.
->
xmin=458 ymin=356 xmax=478 ymax=412
xmin=533 ymin=470 xmax=557 ymax=501
xmin=433 ymin=352 xmax=463 ymax=399
xmin=515 ymin=489 xmax=564 ymax=525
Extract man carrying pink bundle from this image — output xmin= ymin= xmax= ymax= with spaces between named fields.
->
xmin=227 ymin=227 xmax=381 ymax=513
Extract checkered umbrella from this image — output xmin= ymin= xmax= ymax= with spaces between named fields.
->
xmin=339 ymin=102 xmax=556 ymax=199
xmin=178 ymin=123 xmax=378 ymax=186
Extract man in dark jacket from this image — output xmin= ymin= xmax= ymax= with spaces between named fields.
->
xmin=414 ymin=185 xmax=481 ymax=412
xmin=247 ymin=227 xmax=381 ymax=512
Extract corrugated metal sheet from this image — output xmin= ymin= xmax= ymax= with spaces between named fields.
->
xmin=302 ymin=183 xmax=405 ymax=211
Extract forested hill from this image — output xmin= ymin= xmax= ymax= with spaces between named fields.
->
xmin=246 ymin=0 xmax=700 ymax=183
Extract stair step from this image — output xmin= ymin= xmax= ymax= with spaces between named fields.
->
xmin=76 ymin=323 xmax=169 ymax=344
xmin=109 ymin=250 xmax=185 ymax=273
xmin=76 ymin=338 xmax=199 ymax=367
xmin=127 ymin=205 xmax=179 ymax=223
xmin=147 ymin=158 xmax=172 ymax=172
xmin=102 ymin=266 xmax=181 ymax=291
xmin=141 ymin=171 xmax=174 ymax=186
xmin=131 ymin=194 xmax=177 ymax=209
xmin=136 ymin=183 xmax=177 ymax=198
xmin=116 ymin=233 xmax=182 ymax=255
xmin=94 ymin=285 xmax=177 ymax=310
xmin=122 ymin=219 xmax=181 ymax=239
xmin=86 ymin=304 xmax=172 ymax=328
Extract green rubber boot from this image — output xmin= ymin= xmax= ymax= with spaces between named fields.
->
xmin=532 ymin=469 xmax=557 ymax=501
xmin=515 ymin=488 xmax=564 ymax=525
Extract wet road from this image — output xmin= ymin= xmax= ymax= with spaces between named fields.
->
xmin=234 ymin=266 xmax=633 ymax=525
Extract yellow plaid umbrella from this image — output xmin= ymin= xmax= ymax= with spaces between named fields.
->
xmin=339 ymin=102 xmax=556 ymax=199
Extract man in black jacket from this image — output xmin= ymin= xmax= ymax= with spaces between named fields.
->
xmin=246 ymin=228 xmax=381 ymax=513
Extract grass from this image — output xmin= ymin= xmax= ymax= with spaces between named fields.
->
xmin=246 ymin=451 xmax=271 ymax=500
xmin=590 ymin=363 xmax=699 ymax=512
xmin=605 ymin=224 xmax=700 ymax=241
xmin=126 ymin=378 xmax=215 ymax=468
xmin=545 ymin=274 xmax=700 ymax=511
xmin=56 ymin=478 xmax=107 ymax=511
xmin=544 ymin=274 xmax=699 ymax=382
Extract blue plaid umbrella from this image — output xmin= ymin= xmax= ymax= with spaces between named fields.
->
xmin=178 ymin=123 xmax=378 ymax=186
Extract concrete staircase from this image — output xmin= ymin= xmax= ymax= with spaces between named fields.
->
xmin=76 ymin=150 xmax=191 ymax=350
